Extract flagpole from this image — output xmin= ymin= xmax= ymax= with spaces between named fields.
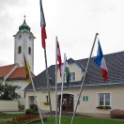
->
xmin=59 ymin=53 xmax=66 ymax=124
xmin=59 ymin=77 xmax=64 ymax=124
xmin=44 ymin=48 xmax=53 ymax=123
xmin=70 ymin=33 xmax=99 ymax=124
xmin=55 ymin=37 xmax=58 ymax=124
xmin=39 ymin=0 xmax=53 ymax=123
xmin=26 ymin=59 xmax=44 ymax=124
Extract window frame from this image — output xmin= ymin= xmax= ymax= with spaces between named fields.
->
xmin=63 ymin=72 xmax=76 ymax=83
xmin=98 ymin=93 xmax=111 ymax=106
xmin=70 ymin=72 xmax=76 ymax=82
xmin=18 ymin=46 xmax=22 ymax=54
xmin=28 ymin=47 xmax=31 ymax=55
xmin=44 ymin=95 xmax=49 ymax=102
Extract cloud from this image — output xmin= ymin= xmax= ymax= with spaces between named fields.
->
xmin=1 ymin=0 xmax=124 ymax=75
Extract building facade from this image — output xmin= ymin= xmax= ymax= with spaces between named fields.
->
xmin=24 ymin=51 xmax=124 ymax=116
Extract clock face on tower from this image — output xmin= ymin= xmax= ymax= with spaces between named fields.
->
xmin=29 ymin=36 xmax=32 ymax=40
xmin=18 ymin=35 xmax=22 ymax=39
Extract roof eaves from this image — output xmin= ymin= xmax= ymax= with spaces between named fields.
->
xmin=7 ymin=78 xmax=26 ymax=81
xmin=24 ymin=81 xmax=124 ymax=91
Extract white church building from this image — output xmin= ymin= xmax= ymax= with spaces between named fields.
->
xmin=0 ymin=18 xmax=35 ymax=108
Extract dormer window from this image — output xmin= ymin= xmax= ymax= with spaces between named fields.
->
xmin=18 ymin=46 xmax=21 ymax=54
xmin=28 ymin=47 xmax=31 ymax=55
xmin=70 ymin=72 xmax=75 ymax=81
xmin=64 ymin=72 xmax=75 ymax=82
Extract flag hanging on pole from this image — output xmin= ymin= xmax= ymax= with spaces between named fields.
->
xmin=23 ymin=55 xmax=31 ymax=83
xmin=40 ymin=0 xmax=53 ymax=120
xmin=40 ymin=0 xmax=47 ymax=49
xmin=24 ymin=54 xmax=45 ymax=124
xmin=64 ymin=55 xmax=70 ymax=87
xmin=56 ymin=39 xmax=62 ymax=77
xmin=94 ymin=40 xmax=108 ymax=82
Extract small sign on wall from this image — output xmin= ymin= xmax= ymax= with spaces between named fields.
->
xmin=83 ymin=96 xmax=88 ymax=101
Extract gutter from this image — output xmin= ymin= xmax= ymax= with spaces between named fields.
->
xmin=24 ymin=81 xmax=124 ymax=91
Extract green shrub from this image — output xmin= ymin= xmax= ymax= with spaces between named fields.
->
xmin=0 ymin=111 xmax=6 ymax=116
xmin=33 ymin=111 xmax=39 ymax=115
xmin=25 ymin=104 xmax=38 ymax=115
xmin=30 ymin=104 xmax=38 ymax=111
xmin=25 ymin=109 xmax=34 ymax=114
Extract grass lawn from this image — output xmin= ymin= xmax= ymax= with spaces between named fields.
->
xmin=0 ymin=113 xmax=24 ymax=119
xmin=36 ymin=116 xmax=124 ymax=124
xmin=0 ymin=114 xmax=24 ymax=124
xmin=0 ymin=115 xmax=124 ymax=124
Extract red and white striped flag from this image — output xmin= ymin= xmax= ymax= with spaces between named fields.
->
xmin=40 ymin=0 xmax=47 ymax=49
xmin=56 ymin=38 xmax=62 ymax=77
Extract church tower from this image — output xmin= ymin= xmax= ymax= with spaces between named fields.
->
xmin=13 ymin=16 xmax=35 ymax=72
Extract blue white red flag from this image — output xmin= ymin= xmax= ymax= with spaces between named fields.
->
xmin=94 ymin=41 xmax=108 ymax=82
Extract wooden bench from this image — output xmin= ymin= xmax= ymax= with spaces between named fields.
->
xmin=110 ymin=109 xmax=124 ymax=118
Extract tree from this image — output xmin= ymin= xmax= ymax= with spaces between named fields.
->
xmin=0 ymin=82 xmax=21 ymax=100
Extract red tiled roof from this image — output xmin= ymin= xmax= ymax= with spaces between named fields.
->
xmin=8 ymin=67 xmax=35 ymax=79
xmin=0 ymin=64 xmax=17 ymax=78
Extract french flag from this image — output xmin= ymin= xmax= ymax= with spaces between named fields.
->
xmin=94 ymin=41 xmax=108 ymax=82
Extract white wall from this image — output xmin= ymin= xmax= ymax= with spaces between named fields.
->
xmin=14 ymin=32 xmax=34 ymax=72
xmin=25 ymin=85 xmax=124 ymax=115
xmin=6 ymin=80 xmax=29 ymax=105
xmin=0 ymin=100 xmax=19 ymax=111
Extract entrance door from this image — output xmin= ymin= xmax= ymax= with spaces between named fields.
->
xmin=58 ymin=94 xmax=74 ymax=112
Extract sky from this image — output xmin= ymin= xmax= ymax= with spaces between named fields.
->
xmin=0 ymin=0 xmax=124 ymax=75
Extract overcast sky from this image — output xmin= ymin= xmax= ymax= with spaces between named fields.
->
xmin=0 ymin=0 xmax=124 ymax=75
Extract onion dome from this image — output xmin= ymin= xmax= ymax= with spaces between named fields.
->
xmin=19 ymin=19 xmax=30 ymax=32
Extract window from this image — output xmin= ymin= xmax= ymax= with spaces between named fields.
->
xmin=45 ymin=95 xmax=49 ymax=102
xmin=99 ymin=93 xmax=110 ymax=106
xmin=18 ymin=46 xmax=21 ymax=54
xmin=63 ymin=72 xmax=75 ymax=82
xmin=70 ymin=72 xmax=75 ymax=81
xmin=63 ymin=73 xmax=66 ymax=82
xmin=28 ymin=47 xmax=31 ymax=55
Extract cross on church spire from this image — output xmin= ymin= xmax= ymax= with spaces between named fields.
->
xmin=24 ymin=15 xmax=26 ymax=20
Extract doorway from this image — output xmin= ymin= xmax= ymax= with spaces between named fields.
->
xmin=58 ymin=94 xmax=74 ymax=112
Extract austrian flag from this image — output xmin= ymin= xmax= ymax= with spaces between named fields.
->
xmin=40 ymin=0 xmax=47 ymax=49
xmin=94 ymin=41 xmax=108 ymax=82
xmin=56 ymin=39 xmax=62 ymax=77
